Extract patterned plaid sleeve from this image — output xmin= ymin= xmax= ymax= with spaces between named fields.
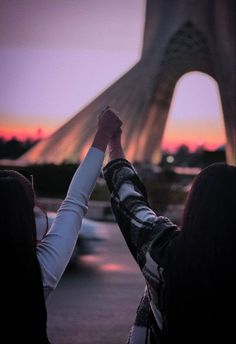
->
xmin=104 ymin=159 xmax=179 ymax=342
xmin=103 ymin=159 xmax=178 ymax=269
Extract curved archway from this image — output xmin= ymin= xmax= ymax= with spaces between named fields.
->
xmin=162 ymin=71 xmax=226 ymax=153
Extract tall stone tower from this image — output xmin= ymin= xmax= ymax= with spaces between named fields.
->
xmin=20 ymin=0 xmax=235 ymax=165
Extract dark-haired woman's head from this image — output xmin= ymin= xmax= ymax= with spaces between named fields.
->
xmin=182 ymin=162 xmax=235 ymax=238
xmin=165 ymin=163 xmax=236 ymax=342
xmin=0 ymin=170 xmax=48 ymax=341
xmin=0 ymin=170 xmax=36 ymax=250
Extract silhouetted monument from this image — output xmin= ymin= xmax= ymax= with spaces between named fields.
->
xmin=20 ymin=0 xmax=235 ymax=165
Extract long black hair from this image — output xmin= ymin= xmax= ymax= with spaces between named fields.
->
xmin=164 ymin=163 xmax=236 ymax=343
xmin=0 ymin=170 xmax=50 ymax=343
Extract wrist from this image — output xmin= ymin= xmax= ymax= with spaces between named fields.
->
xmin=109 ymin=145 xmax=125 ymax=160
xmin=92 ymin=130 xmax=110 ymax=152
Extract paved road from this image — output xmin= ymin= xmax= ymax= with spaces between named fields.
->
xmin=47 ymin=221 xmax=145 ymax=344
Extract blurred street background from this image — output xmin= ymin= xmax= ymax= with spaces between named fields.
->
xmin=47 ymin=221 xmax=144 ymax=344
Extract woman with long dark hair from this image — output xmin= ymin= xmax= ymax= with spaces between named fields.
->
xmin=0 ymin=107 xmax=122 ymax=343
xmin=164 ymin=162 xmax=236 ymax=343
xmin=103 ymin=111 xmax=236 ymax=343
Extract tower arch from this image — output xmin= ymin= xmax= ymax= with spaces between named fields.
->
xmin=162 ymin=71 xmax=226 ymax=153
xmin=20 ymin=0 xmax=235 ymax=165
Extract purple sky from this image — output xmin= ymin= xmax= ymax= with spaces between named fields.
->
xmin=0 ymin=0 xmax=225 ymax=150
xmin=0 ymin=0 xmax=144 ymax=134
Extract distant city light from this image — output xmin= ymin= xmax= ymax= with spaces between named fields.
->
xmin=166 ymin=155 xmax=175 ymax=163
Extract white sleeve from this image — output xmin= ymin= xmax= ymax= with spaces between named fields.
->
xmin=36 ymin=147 xmax=104 ymax=296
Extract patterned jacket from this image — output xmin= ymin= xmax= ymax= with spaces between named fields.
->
xmin=103 ymin=159 xmax=180 ymax=344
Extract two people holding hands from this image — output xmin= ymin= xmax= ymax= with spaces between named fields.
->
xmin=2 ymin=105 xmax=235 ymax=343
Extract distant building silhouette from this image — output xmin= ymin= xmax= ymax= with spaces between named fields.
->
xmin=20 ymin=0 xmax=235 ymax=165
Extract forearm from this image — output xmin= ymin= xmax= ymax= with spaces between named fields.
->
xmin=109 ymin=143 xmax=125 ymax=160
xmin=103 ymin=159 xmax=177 ymax=264
xmin=108 ymin=133 xmax=125 ymax=161
xmin=37 ymin=147 xmax=104 ymax=291
xmin=92 ymin=130 xmax=110 ymax=152
xmin=103 ymin=159 xmax=152 ymax=259
xmin=66 ymin=146 xmax=104 ymax=199
xmin=37 ymin=106 xmax=122 ymax=293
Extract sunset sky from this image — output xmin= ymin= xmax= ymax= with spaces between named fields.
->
xmin=0 ymin=0 xmax=226 ymax=151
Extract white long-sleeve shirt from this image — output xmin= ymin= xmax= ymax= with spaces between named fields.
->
xmin=36 ymin=147 xmax=104 ymax=300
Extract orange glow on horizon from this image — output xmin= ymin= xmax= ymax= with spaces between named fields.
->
xmin=0 ymin=126 xmax=224 ymax=153
xmin=161 ymin=140 xmax=224 ymax=153
xmin=0 ymin=126 xmax=53 ymax=141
